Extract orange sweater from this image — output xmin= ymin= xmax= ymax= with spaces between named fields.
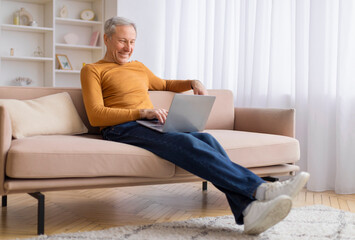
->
xmin=80 ymin=60 xmax=192 ymax=129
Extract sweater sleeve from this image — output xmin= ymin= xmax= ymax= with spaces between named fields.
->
xmin=80 ymin=65 xmax=141 ymax=127
xmin=140 ymin=62 xmax=193 ymax=92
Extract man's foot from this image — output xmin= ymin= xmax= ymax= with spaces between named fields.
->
xmin=243 ymin=195 xmax=292 ymax=235
xmin=255 ymin=172 xmax=310 ymax=201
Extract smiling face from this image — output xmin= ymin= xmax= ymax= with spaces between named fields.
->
xmin=104 ymin=25 xmax=136 ymax=65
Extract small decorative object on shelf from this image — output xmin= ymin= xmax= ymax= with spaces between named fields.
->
xmin=10 ymin=48 xmax=14 ymax=56
xmin=59 ymin=5 xmax=68 ymax=18
xmin=13 ymin=11 xmax=20 ymax=25
xmin=13 ymin=8 xmax=33 ymax=26
xmin=89 ymin=31 xmax=100 ymax=46
xmin=80 ymin=9 xmax=95 ymax=21
xmin=15 ymin=77 xmax=32 ymax=86
xmin=56 ymin=54 xmax=72 ymax=70
xmin=64 ymin=33 xmax=79 ymax=45
xmin=29 ymin=20 xmax=38 ymax=27
xmin=33 ymin=46 xmax=43 ymax=57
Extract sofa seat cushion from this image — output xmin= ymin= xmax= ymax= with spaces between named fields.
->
xmin=175 ymin=130 xmax=300 ymax=176
xmin=6 ymin=135 xmax=175 ymax=179
xmin=205 ymin=130 xmax=300 ymax=168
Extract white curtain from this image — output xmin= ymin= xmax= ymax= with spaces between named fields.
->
xmin=117 ymin=0 xmax=355 ymax=194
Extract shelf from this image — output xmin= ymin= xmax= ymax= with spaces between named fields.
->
xmin=0 ymin=0 xmax=106 ymax=88
xmin=5 ymin=0 xmax=52 ymax=3
xmin=55 ymin=69 xmax=81 ymax=74
xmin=57 ymin=0 xmax=98 ymax=2
xmin=56 ymin=18 xmax=102 ymax=27
xmin=1 ymin=56 xmax=53 ymax=62
xmin=56 ymin=43 xmax=102 ymax=50
xmin=1 ymin=24 xmax=53 ymax=33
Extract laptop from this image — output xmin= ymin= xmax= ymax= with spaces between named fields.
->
xmin=136 ymin=94 xmax=216 ymax=133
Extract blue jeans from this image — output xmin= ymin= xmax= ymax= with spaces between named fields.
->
xmin=102 ymin=121 xmax=265 ymax=224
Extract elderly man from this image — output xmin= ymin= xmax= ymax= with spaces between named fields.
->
xmin=80 ymin=16 xmax=309 ymax=235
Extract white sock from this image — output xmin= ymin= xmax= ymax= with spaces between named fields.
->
xmin=255 ymin=183 xmax=267 ymax=200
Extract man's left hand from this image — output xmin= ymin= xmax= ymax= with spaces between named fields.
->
xmin=191 ymin=80 xmax=208 ymax=95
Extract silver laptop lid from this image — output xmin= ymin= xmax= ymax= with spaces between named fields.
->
xmin=162 ymin=94 xmax=216 ymax=132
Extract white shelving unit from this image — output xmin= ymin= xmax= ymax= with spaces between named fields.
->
xmin=0 ymin=0 xmax=54 ymax=86
xmin=54 ymin=0 xmax=104 ymax=87
xmin=0 ymin=0 xmax=107 ymax=88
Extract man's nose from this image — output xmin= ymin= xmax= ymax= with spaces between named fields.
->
xmin=124 ymin=42 xmax=132 ymax=51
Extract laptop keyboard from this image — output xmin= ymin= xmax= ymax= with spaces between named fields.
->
xmin=146 ymin=120 xmax=164 ymax=130
xmin=146 ymin=119 xmax=161 ymax=125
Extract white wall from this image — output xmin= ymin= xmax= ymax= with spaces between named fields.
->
xmin=115 ymin=0 xmax=166 ymax=77
xmin=105 ymin=0 xmax=118 ymax=21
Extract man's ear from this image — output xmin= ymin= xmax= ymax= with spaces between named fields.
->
xmin=103 ymin=34 xmax=109 ymax=45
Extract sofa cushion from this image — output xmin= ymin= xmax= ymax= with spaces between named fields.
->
xmin=0 ymin=92 xmax=88 ymax=139
xmin=205 ymin=130 xmax=300 ymax=168
xmin=6 ymin=130 xmax=299 ymax=180
xmin=175 ymin=130 xmax=299 ymax=176
xmin=6 ymin=135 xmax=175 ymax=179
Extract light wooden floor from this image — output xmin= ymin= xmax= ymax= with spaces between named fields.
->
xmin=1 ymin=182 xmax=355 ymax=239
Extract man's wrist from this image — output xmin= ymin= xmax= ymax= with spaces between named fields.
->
xmin=191 ymin=80 xmax=195 ymax=90
xmin=139 ymin=109 xmax=145 ymax=119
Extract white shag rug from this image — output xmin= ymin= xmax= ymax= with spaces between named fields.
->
xmin=30 ymin=205 xmax=355 ymax=240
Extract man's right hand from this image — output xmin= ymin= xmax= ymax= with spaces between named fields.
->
xmin=139 ymin=109 xmax=168 ymax=124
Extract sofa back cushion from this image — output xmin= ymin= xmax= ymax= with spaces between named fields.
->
xmin=0 ymin=87 xmax=99 ymax=134
xmin=0 ymin=92 xmax=88 ymax=139
xmin=0 ymin=87 xmax=235 ymax=132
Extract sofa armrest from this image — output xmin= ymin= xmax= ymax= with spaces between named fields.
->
xmin=234 ymin=107 xmax=295 ymax=137
xmin=0 ymin=106 xmax=12 ymax=195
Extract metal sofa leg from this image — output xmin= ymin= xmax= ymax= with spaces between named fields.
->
xmin=2 ymin=195 xmax=7 ymax=207
xmin=28 ymin=192 xmax=45 ymax=235
xmin=202 ymin=181 xmax=208 ymax=191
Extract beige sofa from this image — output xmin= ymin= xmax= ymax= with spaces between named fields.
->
xmin=0 ymin=86 xmax=300 ymax=235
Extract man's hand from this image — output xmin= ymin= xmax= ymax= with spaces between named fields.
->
xmin=191 ymin=80 xmax=208 ymax=95
xmin=139 ymin=109 xmax=168 ymax=124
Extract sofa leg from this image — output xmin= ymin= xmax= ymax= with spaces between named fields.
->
xmin=262 ymin=176 xmax=279 ymax=182
xmin=28 ymin=192 xmax=45 ymax=235
xmin=2 ymin=195 xmax=7 ymax=207
xmin=202 ymin=181 xmax=208 ymax=191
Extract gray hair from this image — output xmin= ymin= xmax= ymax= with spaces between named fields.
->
xmin=104 ymin=17 xmax=137 ymax=38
